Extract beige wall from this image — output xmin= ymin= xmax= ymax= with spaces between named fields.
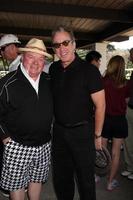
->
xmin=95 ymin=42 xmax=108 ymax=75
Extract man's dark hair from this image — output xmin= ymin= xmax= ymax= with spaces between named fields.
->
xmin=86 ymin=50 xmax=102 ymax=63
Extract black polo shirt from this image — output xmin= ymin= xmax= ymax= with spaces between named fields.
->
xmin=49 ymin=55 xmax=103 ymax=125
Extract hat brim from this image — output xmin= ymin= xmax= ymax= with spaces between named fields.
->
xmin=0 ymin=41 xmax=21 ymax=48
xmin=14 ymin=41 xmax=21 ymax=44
xmin=19 ymin=47 xmax=52 ymax=59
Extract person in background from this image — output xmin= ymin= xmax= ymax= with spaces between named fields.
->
xmin=102 ymin=55 xmax=130 ymax=191
xmin=0 ymin=34 xmax=21 ymax=72
xmin=121 ymin=48 xmax=133 ymax=180
xmin=49 ymin=26 xmax=105 ymax=200
xmin=0 ymin=38 xmax=53 ymax=200
xmin=86 ymin=50 xmax=102 ymax=183
xmin=86 ymin=50 xmax=102 ymax=69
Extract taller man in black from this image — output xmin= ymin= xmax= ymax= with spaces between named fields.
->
xmin=50 ymin=26 xmax=105 ymax=200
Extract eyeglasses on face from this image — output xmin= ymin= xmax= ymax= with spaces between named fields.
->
xmin=0 ymin=45 xmax=9 ymax=52
xmin=52 ymin=40 xmax=73 ymax=49
xmin=0 ymin=43 xmax=19 ymax=52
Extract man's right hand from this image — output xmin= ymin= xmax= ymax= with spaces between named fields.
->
xmin=3 ymin=137 xmax=11 ymax=145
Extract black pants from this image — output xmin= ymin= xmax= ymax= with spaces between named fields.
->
xmin=51 ymin=123 xmax=96 ymax=200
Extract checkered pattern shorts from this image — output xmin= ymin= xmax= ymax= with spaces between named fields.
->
xmin=0 ymin=139 xmax=51 ymax=191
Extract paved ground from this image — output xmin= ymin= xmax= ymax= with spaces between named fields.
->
xmin=0 ymin=152 xmax=133 ymax=200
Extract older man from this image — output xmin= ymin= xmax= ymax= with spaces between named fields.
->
xmin=0 ymin=38 xmax=53 ymax=200
xmin=50 ymin=26 xmax=105 ymax=200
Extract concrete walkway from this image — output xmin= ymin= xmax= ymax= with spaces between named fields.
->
xmin=0 ymin=153 xmax=133 ymax=200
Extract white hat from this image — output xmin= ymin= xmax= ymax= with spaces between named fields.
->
xmin=0 ymin=34 xmax=21 ymax=48
xmin=19 ymin=38 xmax=52 ymax=59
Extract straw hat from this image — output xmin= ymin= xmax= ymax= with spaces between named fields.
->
xmin=95 ymin=146 xmax=111 ymax=176
xmin=19 ymin=38 xmax=52 ymax=58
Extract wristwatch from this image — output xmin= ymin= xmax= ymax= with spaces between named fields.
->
xmin=95 ymin=134 xmax=102 ymax=139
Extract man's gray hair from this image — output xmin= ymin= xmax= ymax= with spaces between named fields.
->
xmin=51 ymin=26 xmax=75 ymax=41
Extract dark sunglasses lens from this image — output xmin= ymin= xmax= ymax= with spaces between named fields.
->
xmin=15 ymin=43 xmax=20 ymax=47
xmin=0 ymin=43 xmax=19 ymax=51
xmin=53 ymin=43 xmax=60 ymax=49
xmin=53 ymin=40 xmax=72 ymax=49
xmin=1 ymin=46 xmax=6 ymax=51
xmin=62 ymin=40 xmax=70 ymax=46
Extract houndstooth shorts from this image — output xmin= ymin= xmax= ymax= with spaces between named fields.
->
xmin=0 ymin=139 xmax=51 ymax=191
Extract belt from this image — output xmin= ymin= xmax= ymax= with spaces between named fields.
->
xmin=128 ymin=104 xmax=133 ymax=109
xmin=55 ymin=120 xmax=89 ymax=128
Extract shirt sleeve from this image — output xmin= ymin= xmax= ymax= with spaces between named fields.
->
xmin=85 ymin=64 xmax=104 ymax=94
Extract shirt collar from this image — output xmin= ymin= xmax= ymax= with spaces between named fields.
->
xmin=20 ymin=63 xmax=40 ymax=94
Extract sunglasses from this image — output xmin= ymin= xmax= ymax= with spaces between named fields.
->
xmin=0 ymin=45 xmax=9 ymax=51
xmin=0 ymin=43 xmax=19 ymax=51
xmin=53 ymin=40 xmax=73 ymax=49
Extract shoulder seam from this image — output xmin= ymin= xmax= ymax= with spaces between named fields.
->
xmin=0 ymin=71 xmax=17 ymax=102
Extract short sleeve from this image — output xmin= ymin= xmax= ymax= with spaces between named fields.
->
xmin=85 ymin=64 xmax=104 ymax=94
